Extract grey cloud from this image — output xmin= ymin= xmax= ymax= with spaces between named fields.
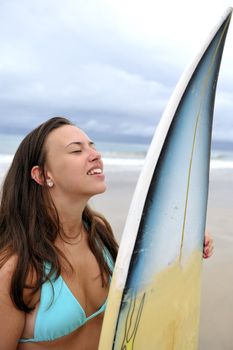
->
xmin=0 ymin=0 xmax=232 ymax=143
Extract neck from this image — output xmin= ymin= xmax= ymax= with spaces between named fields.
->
xmin=50 ymin=193 xmax=88 ymax=239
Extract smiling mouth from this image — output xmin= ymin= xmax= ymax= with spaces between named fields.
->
xmin=87 ymin=168 xmax=103 ymax=175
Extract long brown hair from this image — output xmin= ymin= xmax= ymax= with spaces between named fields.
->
xmin=0 ymin=117 xmax=118 ymax=312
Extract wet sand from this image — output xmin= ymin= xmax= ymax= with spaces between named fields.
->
xmin=92 ymin=167 xmax=233 ymax=350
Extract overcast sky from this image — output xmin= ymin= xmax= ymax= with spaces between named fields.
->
xmin=0 ymin=0 xmax=232 ymax=143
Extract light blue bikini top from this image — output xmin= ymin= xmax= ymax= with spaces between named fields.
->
xmin=19 ymin=249 xmax=113 ymax=343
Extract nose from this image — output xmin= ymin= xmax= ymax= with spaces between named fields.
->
xmin=88 ymin=147 xmax=102 ymax=162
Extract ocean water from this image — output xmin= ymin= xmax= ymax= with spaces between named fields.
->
xmin=0 ymin=133 xmax=233 ymax=180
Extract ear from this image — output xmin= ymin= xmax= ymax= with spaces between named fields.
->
xmin=31 ymin=166 xmax=45 ymax=186
xmin=31 ymin=166 xmax=55 ymax=188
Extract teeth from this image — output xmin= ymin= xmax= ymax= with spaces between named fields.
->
xmin=87 ymin=168 xmax=102 ymax=175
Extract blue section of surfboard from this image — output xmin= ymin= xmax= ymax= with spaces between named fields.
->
xmin=99 ymin=8 xmax=232 ymax=350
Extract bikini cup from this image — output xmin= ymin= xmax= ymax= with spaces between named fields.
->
xmin=19 ymin=250 xmax=113 ymax=343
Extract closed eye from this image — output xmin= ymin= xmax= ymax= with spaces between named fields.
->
xmin=89 ymin=142 xmax=96 ymax=150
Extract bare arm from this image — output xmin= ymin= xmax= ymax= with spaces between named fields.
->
xmin=0 ymin=256 xmax=25 ymax=350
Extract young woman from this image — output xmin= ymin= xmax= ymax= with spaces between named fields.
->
xmin=0 ymin=117 xmax=213 ymax=350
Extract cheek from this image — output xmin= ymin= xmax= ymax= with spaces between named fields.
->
xmin=59 ymin=166 xmax=84 ymax=183
xmin=48 ymin=158 xmax=84 ymax=184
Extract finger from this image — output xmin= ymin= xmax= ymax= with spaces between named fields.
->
xmin=203 ymin=245 xmax=214 ymax=259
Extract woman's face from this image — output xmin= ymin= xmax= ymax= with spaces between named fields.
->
xmin=44 ymin=124 xmax=106 ymax=200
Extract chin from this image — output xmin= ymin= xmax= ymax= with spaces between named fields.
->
xmin=89 ymin=183 xmax=107 ymax=197
xmin=96 ymin=183 xmax=107 ymax=194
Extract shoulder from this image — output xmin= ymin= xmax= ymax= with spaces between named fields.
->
xmin=0 ymin=253 xmax=18 ymax=272
xmin=0 ymin=254 xmax=18 ymax=292
xmin=0 ymin=254 xmax=39 ymax=306
xmin=0 ymin=255 xmax=26 ymax=347
xmin=0 ymin=254 xmax=20 ymax=311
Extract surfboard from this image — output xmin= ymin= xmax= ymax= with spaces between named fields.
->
xmin=99 ymin=8 xmax=232 ymax=350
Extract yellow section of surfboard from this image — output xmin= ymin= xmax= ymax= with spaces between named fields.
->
xmin=99 ymin=250 xmax=202 ymax=349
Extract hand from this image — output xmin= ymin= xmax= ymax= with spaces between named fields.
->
xmin=203 ymin=231 xmax=214 ymax=259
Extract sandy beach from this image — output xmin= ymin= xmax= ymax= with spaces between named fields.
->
xmin=92 ymin=166 xmax=233 ymax=350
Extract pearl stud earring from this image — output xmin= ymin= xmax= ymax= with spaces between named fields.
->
xmin=46 ymin=179 xmax=54 ymax=188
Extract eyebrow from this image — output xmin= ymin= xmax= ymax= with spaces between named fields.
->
xmin=65 ymin=141 xmax=95 ymax=148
